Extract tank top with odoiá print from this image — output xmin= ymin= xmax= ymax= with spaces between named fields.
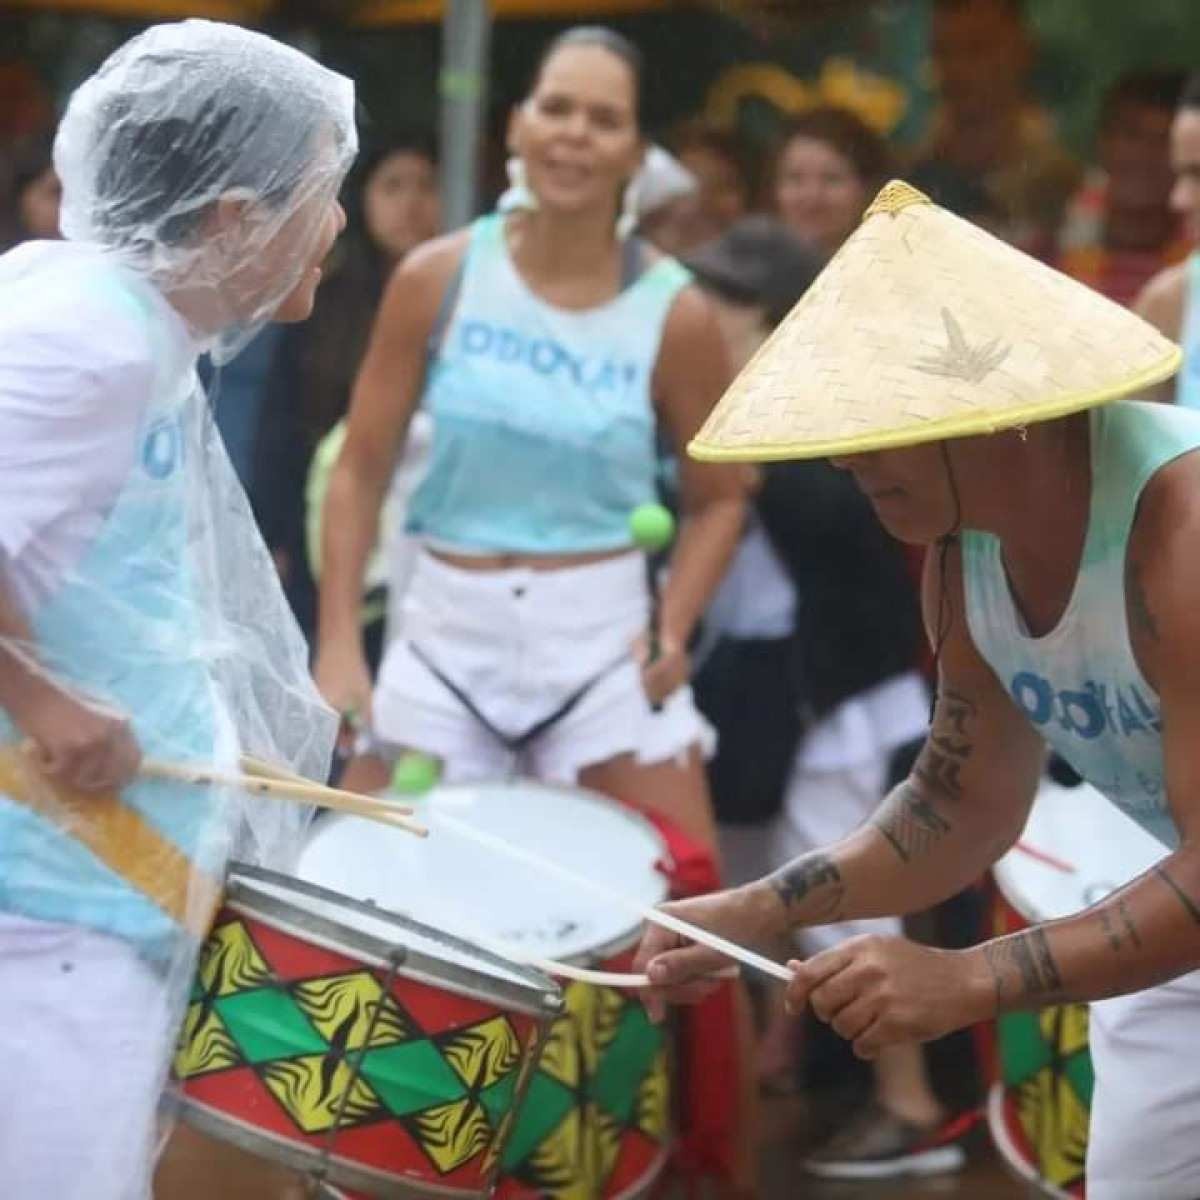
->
xmin=406 ymin=214 xmax=691 ymax=555
xmin=962 ymin=401 xmax=1200 ymax=848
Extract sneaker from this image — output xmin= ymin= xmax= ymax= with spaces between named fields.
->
xmin=802 ymin=1101 xmax=974 ymax=1180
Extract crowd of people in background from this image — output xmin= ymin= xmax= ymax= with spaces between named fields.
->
xmin=3 ymin=0 xmax=1199 ymax=1185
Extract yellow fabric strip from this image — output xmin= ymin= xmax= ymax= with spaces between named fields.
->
xmin=0 ymin=747 xmax=220 ymax=936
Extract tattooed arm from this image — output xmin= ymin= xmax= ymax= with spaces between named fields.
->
xmin=635 ymin=541 xmax=1045 ymax=1010
xmin=783 ymin=470 xmax=1200 ymax=1060
xmin=767 ymin=540 xmax=1046 ymax=930
xmin=972 ymin=460 xmax=1200 ymax=1014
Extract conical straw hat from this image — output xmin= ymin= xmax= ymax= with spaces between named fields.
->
xmin=689 ymin=180 xmax=1182 ymax=462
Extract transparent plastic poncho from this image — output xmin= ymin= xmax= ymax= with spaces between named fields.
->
xmin=0 ymin=20 xmax=356 ymax=1195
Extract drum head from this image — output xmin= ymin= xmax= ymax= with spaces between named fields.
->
xmin=299 ymin=782 xmax=669 ymax=964
xmin=994 ymin=779 xmax=1166 ymax=922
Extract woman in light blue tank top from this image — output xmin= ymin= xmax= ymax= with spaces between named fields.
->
xmin=317 ymin=29 xmax=753 ymax=1190
xmin=317 ymin=28 xmax=747 ymax=838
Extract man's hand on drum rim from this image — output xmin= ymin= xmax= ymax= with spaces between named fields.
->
xmin=635 ymin=882 xmax=786 ymax=1022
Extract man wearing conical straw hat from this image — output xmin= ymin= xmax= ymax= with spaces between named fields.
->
xmin=638 ymin=180 xmax=1200 ymax=1196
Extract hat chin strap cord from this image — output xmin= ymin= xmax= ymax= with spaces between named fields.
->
xmin=929 ymin=442 xmax=965 ymax=720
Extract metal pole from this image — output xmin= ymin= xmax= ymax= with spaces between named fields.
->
xmin=439 ymin=0 xmax=492 ymax=231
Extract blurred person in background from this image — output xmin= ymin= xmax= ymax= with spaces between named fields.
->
xmin=763 ymin=111 xmax=969 ymax=1177
xmin=630 ymin=144 xmax=702 ymax=255
xmin=670 ymin=118 xmax=756 ymax=249
xmin=1137 ymin=74 xmax=1200 ymax=405
xmin=0 ymin=60 xmax=52 ymax=143
xmin=910 ymin=0 xmax=1079 ymax=255
xmin=1057 ymin=71 xmax=1188 ymax=307
xmin=686 ymin=217 xmax=820 ymax=895
xmin=253 ymin=132 xmax=440 ymax=656
xmin=773 ymin=106 xmax=889 ymax=258
xmin=1 ymin=133 xmax=61 ymax=251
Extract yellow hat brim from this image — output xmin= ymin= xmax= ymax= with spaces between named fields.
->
xmin=689 ymin=347 xmax=1182 ymax=462
xmin=688 ymin=180 xmax=1184 ymax=464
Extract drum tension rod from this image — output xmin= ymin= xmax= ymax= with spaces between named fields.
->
xmin=310 ymin=947 xmax=408 ymax=1193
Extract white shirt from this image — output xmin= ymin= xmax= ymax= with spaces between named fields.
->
xmin=0 ymin=241 xmax=192 ymax=615
xmin=800 ymin=670 xmax=930 ymax=772
xmin=703 ymin=518 xmax=797 ymax=642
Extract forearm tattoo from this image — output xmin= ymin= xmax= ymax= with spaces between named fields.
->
xmin=873 ymin=687 xmax=977 ymax=863
xmin=1154 ymin=865 xmax=1200 ymax=926
xmin=982 ymin=927 xmax=1065 ymax=1007
xmin=873 ymin=783 xmax=952 ymax=863
xmin=770 ymin=853 xmax=846 ymax=921
xmin=1099 ymin=898 xmax=1143 ymax=954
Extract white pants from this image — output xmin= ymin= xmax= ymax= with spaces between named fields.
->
xmin=771 ymin=754 xmax=902 ymax=954
xmin=0 ymin=913 xmax=170 ymax=1200
xmin=1086 ymin=968 xmax=1200 ymax=1199
xmin=373 ymin=550 xmax=712 ymax=783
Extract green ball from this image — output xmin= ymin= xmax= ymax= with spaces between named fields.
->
xmin=629 ymin=503 xmax=676 ymax=551
xmin=391 ymin=752 xmax=440 ymax=796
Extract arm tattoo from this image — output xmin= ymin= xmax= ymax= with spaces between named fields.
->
xmin=914 ymin=688 xmax=977 ymax=803
xmin=1154 ymin=865 xmax=1200 ymax=926
xmin=1118 ymin=898 xmax=1144 ymax=948
xmin=770 ymin=853 xmax=846 ymax=921
xmin=1099 ymin=898 xmax=1144 ymax=954
xmin=872 ymin=688 xmax=977 ymax=862
xmin=982 ymin=927 xmax=1065 ymax=1006
xmin=1126 ymin=556 xmax=1159 ymax=643
xmin=873 ymin=783 xmax=952 ymax=863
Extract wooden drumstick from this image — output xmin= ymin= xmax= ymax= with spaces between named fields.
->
xmin=139 ymin=758 xmax=428 ymax=837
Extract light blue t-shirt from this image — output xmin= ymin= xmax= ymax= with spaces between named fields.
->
xmin=406 ymin=214 xmax=691 ymax=554
xmin=963 ymin=400 xmax=1200 ymax=848
xmin=0 ymin=251 xmax=225 ymax=963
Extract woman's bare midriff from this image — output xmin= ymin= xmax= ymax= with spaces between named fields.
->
xmin=428 ymin=545 xmax=635 ymax=572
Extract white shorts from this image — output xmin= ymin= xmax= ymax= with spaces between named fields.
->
xmin=0 ymin=913 xmax=171 ymax=1200
xmin=372 ymin=550 xmax=713 ymax=784
xmin=771 ymin=753 xmax=902 ymax=954
xmin=1086 ymin=968 xmax=1200 ymax=1199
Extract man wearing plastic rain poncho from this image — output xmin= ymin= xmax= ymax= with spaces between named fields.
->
xmin=0 ymin=21 xmax=355 ymax=1198
xmin=636 ymin=181 xmax=1200 ymax=1197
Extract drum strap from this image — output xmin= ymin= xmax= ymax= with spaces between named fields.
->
xmin=0 ymin=744 xmax=221 ymax=933
xmin=407 ymin=639 xmax=629 ymax=754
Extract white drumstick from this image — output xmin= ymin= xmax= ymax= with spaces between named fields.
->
xmin=435 ymin=812 xmax=793 ymax=985
xmin=423 ymin=898 xmax=740 ymax=989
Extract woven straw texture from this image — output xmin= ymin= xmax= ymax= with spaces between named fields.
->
xmin=689 ymin=180 xmax=1182 ymax=462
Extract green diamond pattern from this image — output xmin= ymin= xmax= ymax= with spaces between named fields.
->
xmin=214 ymin=988 xmax=327 ymax=1064
xmin=359 ymin=1039 xmax=469 ymax=1116
xmin=1062 ymin=1044 xmax=1094 ymax=1106
xmin=479 ymin=1069 xmax=518 ymax=1130
xmin=501 ymin=1071 xmax=573 ymax=1169
xmin=590 ymin=1007 xmax=662 ymax=1124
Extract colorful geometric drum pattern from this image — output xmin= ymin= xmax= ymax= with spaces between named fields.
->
xmin=175 ymin=907 xmax=550 ymax=1196
xmin=994 ymin=1003 xmax=1092 ymax=1197
xmin=497 ymin=948 xmax=670 ymax=1199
